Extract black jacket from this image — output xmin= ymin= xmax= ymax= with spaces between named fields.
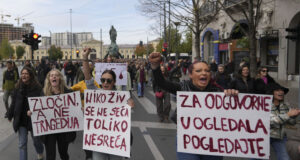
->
xmin=254 ymin=75 xmax=276 ymax=94
xmin=215 ymin=72 xmax=231 ymax=89
xmin=41 ymin=87 xmax=76 ymax=143
xmin=229 ymin=77 xmax=256 ymax=93
xmin=7 ymin=83 xmax=43 ymax=132
xmin=65 ymin=63 xmax=76 ymax=77
xmin=152 ymin=67 xmax=223 ymax=94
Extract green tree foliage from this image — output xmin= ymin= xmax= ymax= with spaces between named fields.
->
xmin=16 ymin=46 xmax=25 ymax=59
xmin=0 ymin=39 xmax=15 ymax=59
xmin=48 ymin=45 xmax=63 ymax=61
xmin=146 ymin=44 xmax=154 ymax=55
xmin=134 ymin=45 xmax=146 ymax=57
xmin=156 ymin=27 xmax=192 ymax=54
xmin=179 ymin=30 xmax=192 ymax=54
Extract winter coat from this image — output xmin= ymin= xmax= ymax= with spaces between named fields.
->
xmin=65 ymin=63 xmax=76 ymax=77
xmin=270 ymin=102 xmax=296 ymax=139
xmin=215 ymin=72 xmax=231 ymax=89
xmin=2 ymin=69 xmax=18 ymax=91
xmin=254 ymin=75 xmax=276 ymax=94
xmin=229 ymin=77 xmax=256 ymax=93
xmin=152 ymin=67 xmax=223 ymax=95
xmin=7 ymin=83 xmax=43 ymax=132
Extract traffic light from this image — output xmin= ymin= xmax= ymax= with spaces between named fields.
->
xmin=285 ymin=27 xmax=300 ymax=41
xmin=162 ymin=48 xmax=167 ymax=57
xmin=22 ymin=34 xmax=31 ymax=45
xmin=22 ymin=32 xmax=41 ymax=50
xmin=32 ymin=33 xmax=41 ymax=50
xmin=76 ymin=50 xmax=79 ymax=58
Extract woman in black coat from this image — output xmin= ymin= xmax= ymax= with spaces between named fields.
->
xmin=149 ymin=52 xmax=238 ymax=160
xmin=230 ymin=65 xmax=256 ymax=93
xmin=254 ymin=66 xmax=276 ymax=94
xmin=7 ymin=66 xmax=44 ymax=160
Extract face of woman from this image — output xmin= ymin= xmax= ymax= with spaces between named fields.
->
xmin=101 ymin=73 xmax=115 ymax=90
xmin=260 ymin=68 xmax=268 ymax=77
xmin=189 ymin=62 xmax=211 ymax=90
xmin=21 ymin=69 xmax=30 ymax=84
xmin=273 ymin=89 xmax=284 ymax=101
xmin=242 ymin=67 xmax=249 ymax=78
xmin=49 ymin=71 xmax=61 ymax=88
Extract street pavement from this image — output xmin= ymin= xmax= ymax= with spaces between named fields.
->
xmin=0 ymin=66 xmax=298 ymax=160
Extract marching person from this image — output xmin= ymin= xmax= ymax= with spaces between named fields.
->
xmin=7 ymin=66 xmax=44 ymax=160
xmin=267 ymin=83 xmax=300 ymax=160
xmin=153 ymin=65 xmax=171 ymax=122
xmin=255 ymin=66 xmax=276 ymax=94
xmin=40 ymin=69 xmax=76 ymax=160
xmin=229 ymin=64 xmax=256 ymax=93
xmin=149 ymin=52 xmax=238 ymax=160
xmin=215 ymin=64 xmax=231 ymax=89
xmin=3 ymin=61 xmax=18 ymax=118
xmin=71 ymin=63 xmax=101 ymax=160
xmin=82 ymin=48 xmax=134 ymax=160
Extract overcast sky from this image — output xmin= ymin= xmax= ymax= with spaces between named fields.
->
xmin=0 ymin=0 xmax=158 ymax=44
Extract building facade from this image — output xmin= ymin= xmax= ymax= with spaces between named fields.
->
xmin=192 ymin=0 xmax=300 ymax=81
xmin=51 ymin=32 xmax=93 ymax=47
xmin=0 ymin=23 xmax=30 ymax=46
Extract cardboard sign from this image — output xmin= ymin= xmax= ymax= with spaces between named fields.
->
xmin=83 ymin=90 xmax=131 ymax=157
xmin=177 ymin=92 xmax=272 ymax=159
xmin=28 ymin=91 xmax=83 ymax=136
xmin=95 ymin=63 xmax=127 ymax=85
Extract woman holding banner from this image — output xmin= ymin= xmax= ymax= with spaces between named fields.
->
xmin=82 ymin=48 xmax=134 ymax=160
xmin=41 ymin=69 xmax=76 ymax=160
xmin=7 ymin=66 xmax=44 ymax=160
xmin=149 ymin=52 xmax=239 ymax=160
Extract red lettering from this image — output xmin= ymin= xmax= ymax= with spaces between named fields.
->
xmin=180 ymin=95 xmax=192 ymax=108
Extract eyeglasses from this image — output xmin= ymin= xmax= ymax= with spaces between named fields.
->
xmin=100 ymin=78 xmax=113 ymax=84
xmin=261 ymin=70 xmax=268 ymax=73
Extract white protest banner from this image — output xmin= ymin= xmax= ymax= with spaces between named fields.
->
xmin=95 ymin=63 xmax=127 ymax=85
xmin=83 ymin=90 xmax=131 ymax=157
xmin=177 ymin=92 xmax=272 ymax=159
xmin=28 ymin=91 xmax=83 ymax=136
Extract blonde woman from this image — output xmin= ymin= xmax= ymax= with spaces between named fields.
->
xmin=42 ymin=69 xmax=76 ymax=160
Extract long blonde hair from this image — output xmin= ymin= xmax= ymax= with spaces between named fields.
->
xmin=43 ymin=69 xmax=68 ymax=96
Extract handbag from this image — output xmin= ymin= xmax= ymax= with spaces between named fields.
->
xmin=155 ymin=91 xmax=164 ymax=98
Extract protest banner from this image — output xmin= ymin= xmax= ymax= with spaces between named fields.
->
xmin=28 ymin=91 xmax=83 ymax=136
xmin=83 ymin=90 xmax=131 ymax=157
xmin=177 ymin=92 xmax=272 ymax=159
xmin=95 ymin=63 xmax=127 ymax=85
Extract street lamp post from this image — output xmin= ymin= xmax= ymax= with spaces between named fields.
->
xmin=174 ymin=21 xmax=180 ymax=64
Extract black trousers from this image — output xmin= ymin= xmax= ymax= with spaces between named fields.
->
xmin=44 ymin=133 xmax=69 ymax=160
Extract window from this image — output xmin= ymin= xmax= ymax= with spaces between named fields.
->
xmin=266 ymin=39 xmax=278 ymax=67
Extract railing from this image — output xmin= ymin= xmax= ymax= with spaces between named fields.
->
xmin=224 ymin=0 xmax=246 ymax=7
xmin=199 ymin=2 xmax=218 ymax=17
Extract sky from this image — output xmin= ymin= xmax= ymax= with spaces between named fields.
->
xmin=0 ymin=0 xmax=158 ymax=45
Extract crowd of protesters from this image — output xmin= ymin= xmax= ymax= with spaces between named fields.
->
xmin=1 ymin=50 xmax=300 ymax=160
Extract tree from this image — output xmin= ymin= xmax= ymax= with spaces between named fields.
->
xmin=156 ymin=26 xmax=182 ymax=54
xmin=146 ymin=43 xmax=155 ymax=56
xmin=179 ymin=30 xmax=192 ymax=54
xmin=138 ymin=0 xmax=220 ymax=60
xmin=134 ymin=45 xmax=146 ymax=57
xmin=217 ymin=0 xmax=263 ymax=77
xmin=16 ymin=46 xmax=25 ymax=59
xmin=48 ymin=45 xmax=63 ymax=61
xmin=0 ymin=39 xmax=15 ymax=59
